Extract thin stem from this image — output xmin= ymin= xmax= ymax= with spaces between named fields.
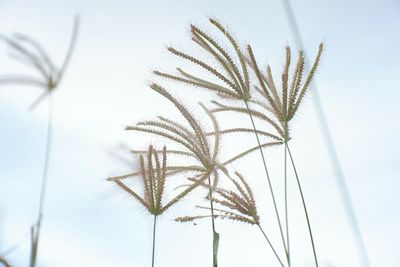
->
xmin=206 ymin=174 xmax=218 ymax=267
xmin=151 ymin=215 xmax=157 ymax=267
xmin=244 ymin=100 xmax=288 ymax=261
xmin=256 ymin=224 xmax=285 ymax=267
xmin=207 ymin=176 xmax=216 ymax=231
xmin=284 ymin=142 xmax=290 ymax=266
xmin=30 ymin=93 xmax=53 ymax=267
xmin=38 ymin=94 xmax=53 ymax=220
xmin=286 ymin=143 xmax=318 ymax=267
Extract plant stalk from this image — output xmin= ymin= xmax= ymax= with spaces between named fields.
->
xmin=284 ymin=141 xmax=290 ymax=266
xmin=151 ymin=214 xmax=157 ymax=267
xmin=257 ymin=224 xmax=285 ymax=267
xmin=206 ymin=174 xmax=219 ymax=267
xmin=286 ymin=143 xmax=318 ymax=267
xmin=244 ymin=100 xmax=288 ymax=261
xmin=30 ymin=93 xmax=53 ymax=267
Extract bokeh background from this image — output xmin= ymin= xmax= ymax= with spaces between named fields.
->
xmin=0 ymin=0 xmax=399 ymax=266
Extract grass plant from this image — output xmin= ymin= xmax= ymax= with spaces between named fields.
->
xmin=0 ymin=16 xmax=79 ymax=267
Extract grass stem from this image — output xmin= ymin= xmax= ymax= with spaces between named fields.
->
xmin=206 ymin=174 xmax=219 ymax=267
xmin=257 ymin=224 xmax=285 ymax=267
xmin=286 ymin=143 xmax=318 ymax=267
xmin=244 ymin=100 xmax=288 ymax=262
xmin=30 ymin=93 xmax=53 ymax=267
xmin=284 ymin=141 xmax=290 ymax=266
xmin=151 ymin=215 xmax=157 ymax=267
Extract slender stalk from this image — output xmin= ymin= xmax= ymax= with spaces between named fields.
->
xmin=286 ymin=143 xmax=318 ymax=267
xmin=30 ymin=93 xmax=53 ymax=267
xmin=244 ymin=100 xmax=288 ymax=261
xmin=284 ymin=142 xmax=290 ymax=266
xmin=256 ymin=224 xmax=285 ymax=267
xmin=206 ymin=174 xmax=218 ymax=267
xmin=151 ymin=215 xmax=157 ymax=267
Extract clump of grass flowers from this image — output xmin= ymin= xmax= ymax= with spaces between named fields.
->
xmin=111 ymin=17 xmax=324 ymax=267
xmin=152 ymin=17 xmax=324 ymax=267
xmin=125 ymin=83 xmax=228 ymax=266
xmin=108 ymin=145 xmax=209 ymax=267
xmin=0 ymin=16 xmax=80 ymax=267
xmin=153 ymin=18 xmax=291 ymax=265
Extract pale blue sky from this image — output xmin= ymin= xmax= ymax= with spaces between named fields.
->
xmin=0 ymin=0 xmax=399 ymax=266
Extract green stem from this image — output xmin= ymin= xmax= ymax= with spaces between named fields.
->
xmin=284 ymin=142 xmax=290 ymax=267
xmin=286 ymin=143 xmax=318 ymax=267
xmin=257 ymin=224 xmax=285 ymax=267
xmin=151 ymin=215 xmax=157 ymax=267
xmin=30 ymin=94 xmax=53 ymax=267
xmin=244 ymin=100 xmax=288 ymax=260
xmin=207 ymin=175 xmax=216 ymax=232
xmin=206 ymin=175 xmax=219 ymax=267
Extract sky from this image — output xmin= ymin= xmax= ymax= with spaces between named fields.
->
xmin=0 ymin=0 xmax=399 ymax=266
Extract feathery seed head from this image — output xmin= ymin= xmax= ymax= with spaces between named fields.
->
xmin=221 ymin=43 xmax=324 ymax=141
xmin=0 ymin=16 xmax=80 ymax=110
xmin=127 ymin=84 xmax=225 ymax=185
xmin=109 ymin=145 xmax=210 ymax=215
xmin=176 ymin=171 xmax=260 ymax=225
xmin=154 ymin=18 xmax=251 ymax=101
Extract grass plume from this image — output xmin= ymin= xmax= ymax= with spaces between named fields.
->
xmin=210 ymin=43 xmax=323 ymax=143
xmin=109 ymin=145 xmax=208 ymax=215
xmin=109 ymin=145 xmax=209 ymax=267
xmin=154 ymin=18 xmax=250 ymax=100
xmin=0 ymin=16 xmax=80 ymax=110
